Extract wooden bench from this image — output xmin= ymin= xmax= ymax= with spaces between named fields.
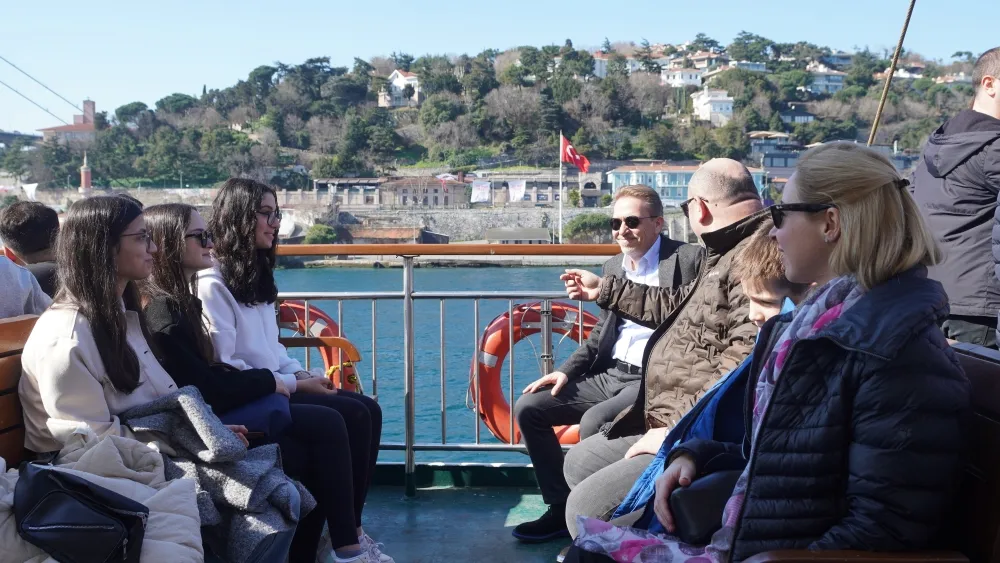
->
xmin=0 ymin=315 xmax=37 ymax=468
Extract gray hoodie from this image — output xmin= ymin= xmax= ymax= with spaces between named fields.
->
xmin=0 ymin=256 xmax=51 ymax=318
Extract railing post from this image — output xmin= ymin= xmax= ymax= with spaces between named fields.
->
xmin=402 ymin=256 xmax=417 ymax=498
xmin=540 ymin=299 xmax=554 ymax=375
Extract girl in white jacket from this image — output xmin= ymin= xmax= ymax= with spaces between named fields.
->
xmin=19 ymin=195 xmax=251 ymax=454
xmin=198 ymin=178 xmax=391 ymax=563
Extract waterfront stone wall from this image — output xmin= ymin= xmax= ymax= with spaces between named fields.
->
xmin=346 ymin=207 xmax=692 ymax=242
xmin=29 ymin=188 xmax=691 ymax=243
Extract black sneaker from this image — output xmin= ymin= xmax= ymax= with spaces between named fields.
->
xmin=512 ymin=504 xmax=570 ymax=543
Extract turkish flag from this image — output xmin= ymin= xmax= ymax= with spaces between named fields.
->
xmin=560 ymin=134 xmax=591 ymax=173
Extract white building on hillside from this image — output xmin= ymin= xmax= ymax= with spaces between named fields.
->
xmin=661 ymin=68 xmax=702 ymax=88
xmin=590 ymin=51 xmax=672 ymax=78
xmin=691 ymin=87 xmax=733 ymax=126
xmin=378 ymin=70 xmax=423 ymax=108
xmin=702 ymin=60 xmax=768 ymax=81
xmin=936 ymin=72 xmax=974 ymax=86
xmin=804 ymin=61 xmax=846 ymax=95
xmin=669 ymin=50 xmax=729 ymax=70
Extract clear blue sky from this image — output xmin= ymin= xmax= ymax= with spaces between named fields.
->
xmin=2 ymin=0 xmax=994 ymax=133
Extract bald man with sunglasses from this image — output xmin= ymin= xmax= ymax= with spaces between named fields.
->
xmin=511 ymin=184 xmax=704 ymax=543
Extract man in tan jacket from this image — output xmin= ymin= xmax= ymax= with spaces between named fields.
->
xmin=560 ymin=158 xmax=767 ymax=532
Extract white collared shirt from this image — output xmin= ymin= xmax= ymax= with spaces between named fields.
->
xmin=611 ymin=237 xmax=661 ymax=368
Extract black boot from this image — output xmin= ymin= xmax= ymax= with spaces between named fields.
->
xmin=512 ymin=503 xmax=570 ymax=543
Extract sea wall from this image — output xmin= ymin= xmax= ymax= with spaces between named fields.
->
xmin=348 ymin=207 xmax=692 ymax=242
xmin=29 ymin=188 xmax=691 ymax=242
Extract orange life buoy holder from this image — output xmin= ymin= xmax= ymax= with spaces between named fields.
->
xmin=470 ymin=301 xmax=599 ymax=445
xmin=278 ymin=301 xmax=361 ymax=393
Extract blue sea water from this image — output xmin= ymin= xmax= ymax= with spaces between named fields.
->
xmin=275 ymin=266 xmax=602 ymax=464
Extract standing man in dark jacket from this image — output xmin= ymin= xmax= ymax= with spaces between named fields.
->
xmin=0 ymin=201 xmax=60 ymax=297
xmin=560 ymin=159 xmax=765 ymax=532
xmin=913 ymin=47 xmax=1000 ymax=348
xmin=511 ymin=184 xmax=703 ymax=542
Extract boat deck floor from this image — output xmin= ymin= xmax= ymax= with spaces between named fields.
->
xmin=358 ymin=486 xmax=567 ymax=563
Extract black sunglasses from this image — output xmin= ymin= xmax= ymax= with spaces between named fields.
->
xmin=769 ymin=203 xmax=836 ymax=228
xmin=256 ymin=209 xmax=282 ymax=227
xmin=679 ymin=197 xmax=710 ymax=218
xmin=610 ymin=216 xmax=658 ymax=231
xmin=185 ymin=231 xmax=214 ymax=248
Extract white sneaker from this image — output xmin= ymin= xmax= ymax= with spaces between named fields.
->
xmin=332 ymin=552 xmax=372 ymax=563
xmin=360 ymin=533 xmax=395 ymax=563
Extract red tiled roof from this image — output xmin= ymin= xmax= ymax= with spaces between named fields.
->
xmin=381 ymin=177 xmax=467 ymax=189
xmin=37 ymin=122 xmax=95 ymax=133
xmin=396 ymin=70 xmax=417 ymax=78
xmin=348 ymin=227 xmax=422 ymax=239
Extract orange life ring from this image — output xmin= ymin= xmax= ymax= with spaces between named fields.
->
xmin=278 ymin=301 xmax=360 ymax=392
xmin=470 ymin=301 xmax=599 ymax=445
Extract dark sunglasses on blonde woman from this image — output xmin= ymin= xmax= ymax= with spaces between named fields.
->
xmin=769 ymin=203 xmax=836 ymax=228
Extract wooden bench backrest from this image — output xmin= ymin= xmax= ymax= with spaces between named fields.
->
xmin=949 ymin=342 xmax=1000 ymax=563
xmin=0 ymin=316 xmax=37 ymax=467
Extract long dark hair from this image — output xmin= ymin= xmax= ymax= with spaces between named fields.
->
xmin=139 ymin=203 xmax=216 ymax=363
xmin=209 ymin=178 xmax=279 ymax=306
xmin=56 ymin=195 xmax=149 ymax=393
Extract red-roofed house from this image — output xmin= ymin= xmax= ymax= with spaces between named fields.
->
xmin=38 ymin=100 xmax=97 ymax=144
xmin=378 ymin=70 xmax=423 ymax=108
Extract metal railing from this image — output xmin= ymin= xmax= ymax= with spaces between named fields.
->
xmin=277 ymin=244 xmax=619 ymax=496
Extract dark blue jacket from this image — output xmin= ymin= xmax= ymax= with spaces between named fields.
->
xmin=631 ymin=268 xmax=970 ymax=562
xmin=616 ymin=353 xmax=750 ymax=534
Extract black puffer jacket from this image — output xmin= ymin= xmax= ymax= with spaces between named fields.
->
xmin=673 ymin=267 xmax=971 ymax=562
xmin=912 ymin=109 xmax=1000 ymax=318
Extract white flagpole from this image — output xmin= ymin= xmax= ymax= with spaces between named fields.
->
xmin=559 ymin=131 xmax=564 ymax=244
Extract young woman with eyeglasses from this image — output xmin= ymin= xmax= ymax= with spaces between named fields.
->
xmin=18 ymin=195 xmax=186 ymax=455
xmin=139 ymin=203 xmax=290 ymax=413
xmin=196 ymin=178 xmax=391 ymax=563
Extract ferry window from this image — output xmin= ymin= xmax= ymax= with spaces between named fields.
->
xmin=434 ymin=188 xmax=439 ymax=193
xmin=444 ymin=196 xmax=449 ymax=205
xmin=433 ymin=196 xmax=439 ymax=205
xmin=402 ymin=196 xmax=408 ymax=204
xmin=365 ymin=195 xmax=375 ymax=204
xmin=423 ymin=197 xmax=428 ymax=205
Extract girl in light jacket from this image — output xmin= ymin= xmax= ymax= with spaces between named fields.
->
xmin=18 ymin=195 xmax=249 ymax=454
xmin=197 ymin=179 xmax=390 ymax=563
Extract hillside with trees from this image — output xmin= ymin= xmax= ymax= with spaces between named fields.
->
xmin=0 ymin=34 xmax=980 ymax=189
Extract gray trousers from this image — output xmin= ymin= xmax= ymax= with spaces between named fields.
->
xmin=563 ymin=430 xmax=653 ymax=537
xmin=513 ymin=367 xmax=639 ymax=505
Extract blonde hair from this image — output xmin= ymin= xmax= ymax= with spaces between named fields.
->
xmin=613 ymin=184 xmax=663 ymax=217
xmin=795 ymin=142 xmax=940 ymax=290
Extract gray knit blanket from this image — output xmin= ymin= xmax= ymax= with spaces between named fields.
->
xmin=120 ymin=386 xmax=316 ymax=563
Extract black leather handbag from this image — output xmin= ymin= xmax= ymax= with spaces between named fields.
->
xmin=14 ymin=462 xmax=149 ymax=563
xmin=668 ymin=469 xmax=742 ymax=545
